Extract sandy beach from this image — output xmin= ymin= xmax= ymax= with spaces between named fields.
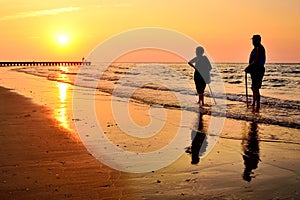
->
xmin=0 ymin=86 xmax=127 ymax=199
xmin=0 ymin=69 xmax=300 ymax=200
xmin=1 ymin=0 xmax=300 ymax=199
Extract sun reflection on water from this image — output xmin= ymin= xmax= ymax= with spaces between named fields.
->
xmin=55 ymin=66 xmax=71 ymax=131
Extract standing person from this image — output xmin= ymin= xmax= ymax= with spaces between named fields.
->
xmin=245 ymin=35 xmax=266 ymax=112
xmin=188 ymin=46 xmax=212 ymax=106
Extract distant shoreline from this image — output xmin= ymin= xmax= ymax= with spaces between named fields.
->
xmin=0 ymin=61 xmax=299 ymax=65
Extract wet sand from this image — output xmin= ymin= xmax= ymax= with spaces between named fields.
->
xmin=0 ymin=87 xmax=126 ymax=199
xmin=0 ymin=69 xmax=300 ymax=199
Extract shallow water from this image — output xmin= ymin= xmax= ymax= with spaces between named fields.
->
xmin=11 ymin=62 xmax=300 ymax=130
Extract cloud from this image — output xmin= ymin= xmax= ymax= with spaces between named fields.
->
xmin=0 ymin=7 xmax=80 ymax=21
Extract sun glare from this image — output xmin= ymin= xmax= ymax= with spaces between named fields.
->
xmin=57 ymin=34 xmax=68 ymax=46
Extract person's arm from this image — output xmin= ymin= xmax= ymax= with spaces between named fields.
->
xmin=245 ymin=47 xmax=259 ymax=72
xmin=205 ymin=56 xmax=212 ymax=71
xmin=188 ymin=57 xmax=197 ymax=69
xmin=245 ymin=64 xmax=252 ymax=73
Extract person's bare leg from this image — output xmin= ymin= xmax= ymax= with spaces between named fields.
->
xmin=251 ymin=88 xmax=256 ymax=109
xmin=198 ymin=94 xmax=201 ymax=105
xmin=256 ymin=89 xmax=261 ymax=112
xmin=251 ymin=89 xmax=260 ymax=112
xmin=198 ymin=94 xmax=204 ymax=106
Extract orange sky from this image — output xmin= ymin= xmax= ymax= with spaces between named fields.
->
xmin=0 ymin=0 xmax=299 ymax=63
xmin=114 ymin=49 xmax=187 ymax=63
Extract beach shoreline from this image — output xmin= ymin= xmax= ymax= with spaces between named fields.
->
xmin=0 ymin=86 xmax=129 ymax=199
xmin=0 ymin=69 xmax=299 ymax=199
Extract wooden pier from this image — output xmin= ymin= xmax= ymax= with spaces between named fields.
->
xmin=0 ymin=61 xmax=91 ymax=67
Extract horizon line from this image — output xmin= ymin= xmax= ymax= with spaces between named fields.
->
xmin=0 ymin=60 xmax=299 ymax=64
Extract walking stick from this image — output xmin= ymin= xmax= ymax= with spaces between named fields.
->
xmin=188 ymin=62 xmax=217 ymax=105
xmin=208 ymin=84 xmax=217 ymax=105
xmin=245 ymin=72 xmax=249 ymax=107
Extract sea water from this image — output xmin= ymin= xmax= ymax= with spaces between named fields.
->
xmin=12 ymin=62 xmax=300 ymax=129
xmin=0 ymin=61 xmax=299 ymax=172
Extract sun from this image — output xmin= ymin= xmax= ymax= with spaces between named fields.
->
xmin=57 ymin=34 xmax=69 ymax=46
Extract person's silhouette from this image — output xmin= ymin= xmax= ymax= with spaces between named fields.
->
xmin=188 ymin=46 xmax=212 ymax=106
xmin=242 ymin=121 xmax=260 ymax=182
xmin=245 ymin=35 xmax=266 ymax=112
xmin=188 ymin=112 xmax=207 ymax=164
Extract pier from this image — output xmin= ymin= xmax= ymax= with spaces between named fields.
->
xmin=0 ymin=61 xmax=91 ymax=67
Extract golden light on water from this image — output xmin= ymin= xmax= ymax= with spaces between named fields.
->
xmin=56 ymin=82 xmax=70 ymax=130
xmin=58 ymin=81 xmax=68 ymax=102
xmin=55 ymin=66 xmax=71 ymax=131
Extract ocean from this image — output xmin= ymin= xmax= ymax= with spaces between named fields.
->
xmin=12 ymin=62 xmax=300 ymax=130
xmin=1 ymin=61 xmax=299 ymax=173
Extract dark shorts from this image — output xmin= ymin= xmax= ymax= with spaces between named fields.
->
xmin=194 ymin=71 xmax=206 ymax=94
xmin=250 ymin=66 xmax=265 ymax=89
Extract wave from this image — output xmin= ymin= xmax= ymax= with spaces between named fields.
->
xmin=225 ymin=93 xmax=300 ymax=110
xmin=104 ymin=88 xmax=300 ymax=129
xmin=11 ymin=64 xmax=300 ymax=130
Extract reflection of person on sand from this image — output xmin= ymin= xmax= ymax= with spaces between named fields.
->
xmin=188 ymin=46 xmax=212 ymax=106
xmin=245 ymin=35 xmax=266 ymax=112
xmin=242 ymin=121 xmax=261 ymax=182
xmin=186 ymin=113 xmax=207 ymax=164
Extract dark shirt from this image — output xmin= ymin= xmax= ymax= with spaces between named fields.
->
xmin=249 ymin=44 xmax=266 ymax=67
